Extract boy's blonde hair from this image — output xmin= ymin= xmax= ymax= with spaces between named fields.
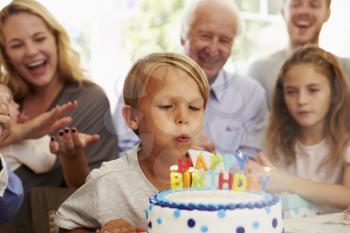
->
xmin=123 ymin=52 xmax=209 ymax=110
xmin=0 ymin=0 xmax=87 ymax=100
xmin=266 ymin=45 xmax=350 ymax=171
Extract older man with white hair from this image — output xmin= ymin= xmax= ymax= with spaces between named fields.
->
xmin=114 ymin=0 xmax=268 ymax=157
xmin=179 ymin=0 xmax=268 ymax=156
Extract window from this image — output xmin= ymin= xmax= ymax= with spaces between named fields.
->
xmin=1 ymin=0 xmax=349 ymax=110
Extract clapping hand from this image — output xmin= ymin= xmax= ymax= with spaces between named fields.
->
xmin=50 ymin=127 xmax=99 ymax=157
xmin=99 ymin=219 xmax=146 ymax=233
xmin=49 ymin=127 xmax=99 ymax=187
xmin=344 ymin=206 xmax=350 ymax=220
xmin=2 ymin=101 xmax=78 ymax=146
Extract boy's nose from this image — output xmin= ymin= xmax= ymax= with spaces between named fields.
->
xmin=177 ymin=118 xmax=188 ymax=125
xmin=175 ymin=107 xmax=189 ymax=125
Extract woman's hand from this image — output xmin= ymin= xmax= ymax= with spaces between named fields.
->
xmin=50 ymin=127 xmax=99 ymax=187
xmin=246 ymin=152 xmax=292 ymax=193
xmin=99 ymin=219 xmax=146 ymax=233
xmin=50 ymin=128 xmax=99 ymax=157
xmin=4 ymin=101 xmax=77 ymax=145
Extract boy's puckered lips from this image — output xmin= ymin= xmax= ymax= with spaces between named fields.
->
xmin=175 ymin=134 xmax=191 ymax=143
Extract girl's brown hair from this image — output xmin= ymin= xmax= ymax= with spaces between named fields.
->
xmin=265 ymin=44 xmax=350 ymax=171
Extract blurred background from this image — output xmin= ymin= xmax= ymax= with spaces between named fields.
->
xmin=1 ymin=0 xmax=349 ymax=110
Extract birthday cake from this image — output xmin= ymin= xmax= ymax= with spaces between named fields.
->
xmin=146 ymin=151 xmax=283 ymax=232
xmin=147 ymin=189 xmax=282 ymax=233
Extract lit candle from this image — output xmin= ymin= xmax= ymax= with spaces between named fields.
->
xmin=192 ymin=170 xmax=205 ymax=190
xmin=264 ymin=167 xmax=272 ymax=173
xmin=233 ymin=173 xmax=248 ymax=192
xmin=170 ymin=165 xmax=178 ymax=172
xmin=184 ymin=167 xmax=194 ymax=189
xmin=257 ymin=167 xmax=271 ymax=194
xmin=170 ymin=165 xmax=183 ymax=190
xmin=234 ymin=151 xmax=248 ymax=172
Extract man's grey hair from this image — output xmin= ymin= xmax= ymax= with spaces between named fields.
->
xmin=180 ymin=0 xmax=243 ymax=40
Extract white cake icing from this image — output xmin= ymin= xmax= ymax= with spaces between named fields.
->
xmin=166 ymin=190 xmax=261 ymax=203
xmin=147 ymin=189 xmax=283 ymax=233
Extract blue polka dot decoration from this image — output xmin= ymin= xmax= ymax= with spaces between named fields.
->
xmin=201 ymin=225 xmax=209 ymax=232
xmin=187 ymin=218 xmax=196 ymax=228
xmin=217 ymin=209 xmax=226 ymax=218
xmin=173 ymin=209 xmax=181 ymax=218
xmin=252 ymin=221 xmax=260 ymax=229
xmin=236 ymin=226 xmax=245 ymax=233
xmin=264 ymin=206 xmax=271 ymax=214
xmin=272 ymin=218 xmax=278 ymax=228
xmin=144 ymin=209 xmax=148 ymax=218
xmin=148 ymin=221 xmax=152 ymax=229
xmin=156 ymin=217 xmax=163 ymax=224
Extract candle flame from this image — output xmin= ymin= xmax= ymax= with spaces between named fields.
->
xmin=188 ymin=167 xmax=195 ymax=173
xmin=170 ymin=165 xmax=178 ymax=171
xmin=264 ymin=167 xmax=272 ymax=173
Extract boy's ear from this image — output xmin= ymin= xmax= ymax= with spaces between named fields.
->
xmin=122 ymin=105 xmax=140 ymax=130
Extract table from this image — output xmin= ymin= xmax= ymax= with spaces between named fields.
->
xmin=284 ymin=213 xmax=350 ymax=233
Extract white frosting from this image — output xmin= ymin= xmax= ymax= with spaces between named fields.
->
xmin=165 ymin=190 xmax=262 ymax=204
xmin=148 ymin=190 xmax=283 ymax=233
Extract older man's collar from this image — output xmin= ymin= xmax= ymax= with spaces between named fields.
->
xmin=209 ymin=70 xmax=227 ymax=101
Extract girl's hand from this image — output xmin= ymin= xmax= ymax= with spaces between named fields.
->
xmin=246 ymin=152 xmax=276 ymax=173
xmin=9 ymin=101 xmax=78 ymax=143
xmin=50 ymin=128 xmax=99 ymax=157
xmin=99 ymin=219 xmax=147 ymax=233
xmin=255 ymin=152 xmax=275 ymax=168
xmin=246 ymin=153 xmax=291 ymax=193
xmin=344 ymin=206 xmax=350 ymax=220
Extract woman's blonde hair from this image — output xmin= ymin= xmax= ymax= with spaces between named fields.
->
xmin=123 ymin=52 xmax=209 ymax=110
xmin=0 ymin=0 xmax=86 ymax=99
xmin=266 ymin=44 xmax=350 ymax=170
